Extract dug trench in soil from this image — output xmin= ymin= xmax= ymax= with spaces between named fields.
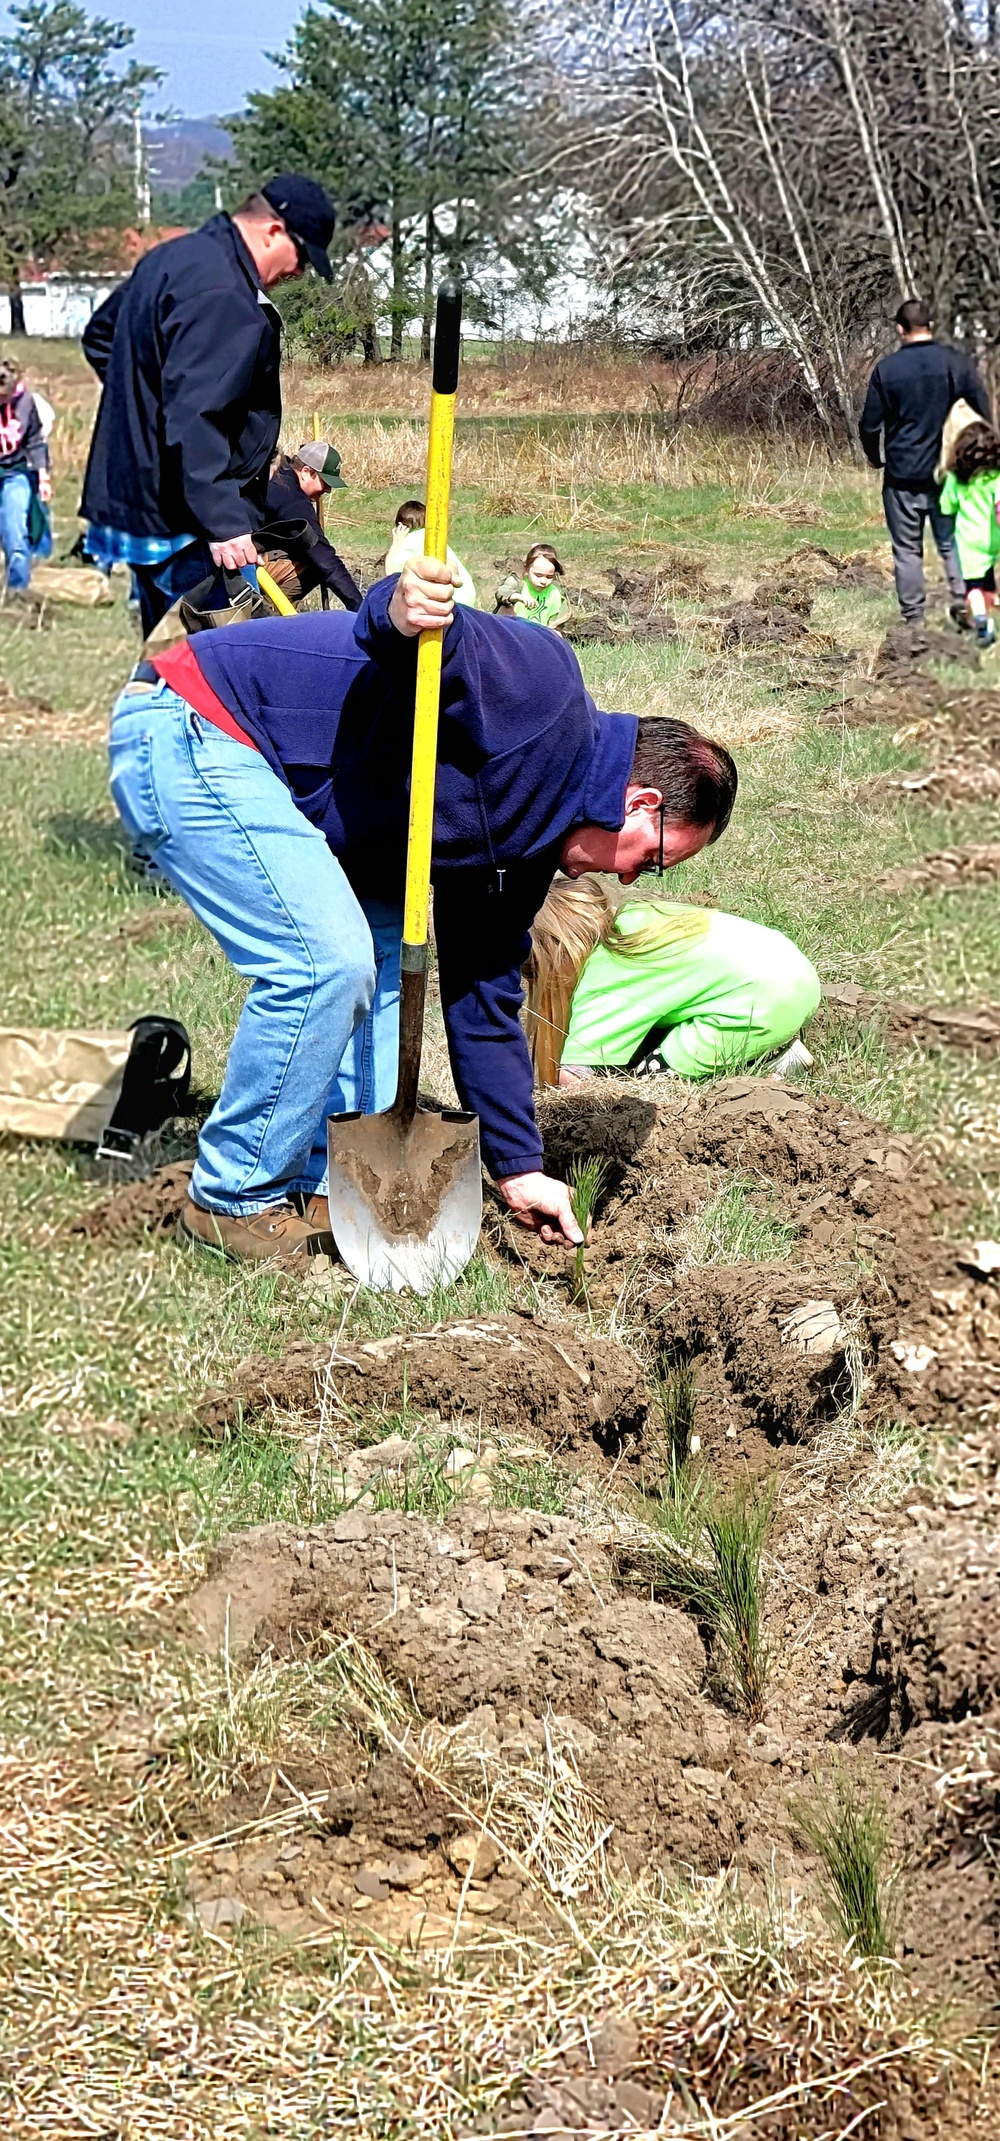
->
xmin=197 ymin=1311 xmax=649 ymax=1459
xmin=160 ymin=1457 xmax=1000 ymax=2017
xmin=496 ymin=1079 xmax=1000 ymax=1455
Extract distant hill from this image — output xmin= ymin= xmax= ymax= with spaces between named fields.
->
xmin=146 ymin=120 xmax=234 ymax=194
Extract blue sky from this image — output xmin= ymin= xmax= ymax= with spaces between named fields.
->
xmin=4 ymin=0 xmax=302 ymax=116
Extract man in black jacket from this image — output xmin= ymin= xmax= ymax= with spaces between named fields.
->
xmin=80 ymin=175 xmax=335 ymax=636
xmin=860 ymin=297 xmax=990 ymax=629
xmin=263 ymin=442 xmax=363 ymax=611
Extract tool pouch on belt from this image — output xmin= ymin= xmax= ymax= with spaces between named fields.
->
xmin=0 ymin=1016 xmax=191 ymax=1159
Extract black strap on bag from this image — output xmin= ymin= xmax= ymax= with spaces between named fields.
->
xmin=97 ymin=1016 xmax=192 ymax=1161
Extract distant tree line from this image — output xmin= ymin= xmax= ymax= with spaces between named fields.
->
xmin=0 ymin=0 xmax=158 ymax=331
xmin=550 ymin=0 xmax=1000 ymax=440
xmin=7 ymin=0 xmax=1000 ymax=439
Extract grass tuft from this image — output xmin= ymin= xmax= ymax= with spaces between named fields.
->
xmin=679 ymin=1181 xmax=797 ymax=1267
xmin=794 ymin=1772 xmax=898 ymax=1971
xmin=633 ymin=1475 xmax=775 ymax=1718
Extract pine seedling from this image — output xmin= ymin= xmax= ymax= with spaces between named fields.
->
xmin=655 ymin=1355 xmax=698 ymax=1484
xmin=568 ymin=1155 xmax=609 ymax=1302
xmin=794 ymin=1772 xmax=897 ymax=1971
xmin=705 ymin=1478 xmax=775 ymax=1719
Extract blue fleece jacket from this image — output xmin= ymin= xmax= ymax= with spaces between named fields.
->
xmin=184 ymin=577 xmax=638 ymax=1178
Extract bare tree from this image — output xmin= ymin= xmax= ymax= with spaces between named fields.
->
xmin=552 ymin=0 xmax=1000 ymax=436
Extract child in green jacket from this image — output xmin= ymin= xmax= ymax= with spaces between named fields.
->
xmin=514 ymin=542 xmax=570 ymax=632
xmin=384 ymin=499 xmax=478 ymax=607
xmin=939 ymin=420 xmax=1000 ymax=646
xmin=524 ymin=876 xmax=820 ymax=1087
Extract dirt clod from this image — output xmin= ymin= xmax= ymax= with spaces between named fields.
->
xmin=72 ymin=1161 xmax=193 ymax=1240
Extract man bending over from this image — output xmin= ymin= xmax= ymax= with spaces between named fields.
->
xmin=108 ymin=559 xmax=737 ymax=1260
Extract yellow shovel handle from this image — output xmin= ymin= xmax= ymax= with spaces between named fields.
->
xmin=256 ymin=562 xmax=297 ymax=617
xmin=403 ymin=282 xmax=462 ymax=950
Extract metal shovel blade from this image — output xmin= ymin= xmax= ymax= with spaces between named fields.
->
xmin=327 ymin=1101 xmax=482 ymax=1294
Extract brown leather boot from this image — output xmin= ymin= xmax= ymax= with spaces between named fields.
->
xmin=177 ymin=1195 xmax=333 ymax=1262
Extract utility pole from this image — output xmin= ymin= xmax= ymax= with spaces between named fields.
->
xmin=133 ymin=103 xmax=151 ymax=226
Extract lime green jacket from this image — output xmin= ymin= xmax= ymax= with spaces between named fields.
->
xmin=514 ymin=578 xmax=568 ymax=628
xmin=939 ymin=468 xmax=1000 ymax=580
xmin=563 ymin=905 xmax=821 ymax=1078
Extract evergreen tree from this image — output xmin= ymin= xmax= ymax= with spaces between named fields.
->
xmin=228 ymin=0 xmax=532 ymax=360
xmin=0 ymin=0 xmax=159 ymax=332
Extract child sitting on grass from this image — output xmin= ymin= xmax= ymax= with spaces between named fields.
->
xmin=939 ymin=420 xmax=1000 ymax=646
xmin=524 ymin=876 xmax=820 ymax=1086
xmin=513 ymin=542 xmax=570 ymax=632
xmin=384 ymin=499 xmax=477 ymax=606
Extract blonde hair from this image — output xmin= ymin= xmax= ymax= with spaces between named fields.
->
xmin=523 ymin=876 xmax=710 ymax=1086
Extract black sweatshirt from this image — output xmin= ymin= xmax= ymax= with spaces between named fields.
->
xmin=859 ymin=339 xmax=990 ymax=489
xmin=264 ymin=461 xmax=363 ymax=610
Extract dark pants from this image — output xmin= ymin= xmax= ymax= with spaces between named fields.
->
xmin=133 ymin=538 xmax=217 ymax=639
xmin=883 ymin=484 xmax=965 ymax=623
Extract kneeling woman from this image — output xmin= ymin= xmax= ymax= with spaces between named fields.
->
xmin=525 ymin=878 xmax=820 ymax=1086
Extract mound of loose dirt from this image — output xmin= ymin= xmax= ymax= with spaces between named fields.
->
xmin=772 ymin=541 xmax=889 ymax=596
xmin=517 ymin=1081 xmax=997 ymax=1451
xmin=535 ymin=1080 xmax=958 ymax=1271
xmin=486 ymin=2007 xmax=971 ymax=2140
xmin=864 ymin=763 xmax=1000 ymax=805
xmin=197 ymin=1312 xmax=649 ymax=1456
xmin=170 ymin=1484 xmax=1000 ymax=2013
xmin=718 ymin=602 xmax=811 ymax=648
xmin=822 ymin=980 xmax=1000 ymax=1055
xmin=852 ymin=1485 xmax=1000 ymax=1738
xmin=874 ymin=623 xmax=982 ymax=677
xmin=72 ymin=1160 xmax=193 ymax=1240
xmin=879 ymin=844 xmax=1000 ymax=892
xmin=177 ymin=1504 xmax=742 ymax=1938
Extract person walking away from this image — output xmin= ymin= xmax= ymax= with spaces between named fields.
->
xmin=514 ymin=543 xmax=569 ymax=631
xmin=384 ymin=498 xmax=477 ymax=606
xmin=262 ymin=442 xmax=362 ymax=609
xmin=860 ymin=298 xmax=990 ymax=638
xmin=80 ymin=176 xmax=336 ymax=638
xmin=0 ymin=354 xmax=52 ymax=597
xmin=524 ymin=877 xmax=820 ymax=1087
xmin=937 ymin=419 xmax=1000 ymax=646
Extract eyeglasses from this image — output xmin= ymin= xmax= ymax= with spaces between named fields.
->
xmin=655 ymin=801 xmax=666 ymax=878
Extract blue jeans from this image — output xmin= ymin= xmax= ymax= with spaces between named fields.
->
xmin=108 ymin=679 xmax=402 ymax=1213
xmin=0 ymin=471 xmax=34 ymax=590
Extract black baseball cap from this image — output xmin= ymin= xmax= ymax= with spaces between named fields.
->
xmin=261 ymin=174 xmax=336 ymax=282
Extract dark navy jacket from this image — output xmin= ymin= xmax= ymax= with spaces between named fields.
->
xmin=185 ymin=581 xmax=638 ymax=1177
xmin=264 ymin=461 xmax=363 ymax=611
xmin=81 ymin=215 xmax=281 ymax=541
xmin=859 ymin=340 xmax=989 ymax=488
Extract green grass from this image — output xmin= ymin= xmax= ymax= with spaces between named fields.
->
xmin=793 ymin=1773 xmax=899 ymax=1970
xmin=680 ymin=1181 xmax=798 ymax=1266
xmin=0 ymin=403 xmax=993 ymax=2118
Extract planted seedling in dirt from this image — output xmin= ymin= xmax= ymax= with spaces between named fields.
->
xmin=568 ymin=1156 xmax=609 ymax=1304
xmin=656 ymin=1354 xmax=698 ymax=1482
xmin=628 ymin=1476 xmax=776 ymax=1718
xmin=793 ymin=1771 xmax=898 ymax=1973
xmin=705 ymin=1479 xmax=775 ymax=1721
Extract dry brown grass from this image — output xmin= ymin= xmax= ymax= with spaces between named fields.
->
xmin=0 ymin=1684 xmax=984 ymax=2139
